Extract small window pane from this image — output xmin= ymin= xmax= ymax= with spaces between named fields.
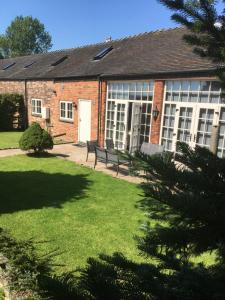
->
xmin=190 ymin=81 xmax=200 ymax=91
xmin=181 ymin=81 xmax=189 ymax=91
xmin=173 ymin=81 xmax=180 ymax=91
xmin=211 ymin=81 xmax=221 ymax=92
xmin=200 ymin=81 xmax=210 ymax=92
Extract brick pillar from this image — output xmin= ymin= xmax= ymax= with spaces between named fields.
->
xmin=150 ymin=80 xmax=165 ymax=144
xmin=99 ymin=81 xmax=107 ymax=147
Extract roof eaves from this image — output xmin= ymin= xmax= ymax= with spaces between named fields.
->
xmin=100 ymin=68 xmax=218 ymax=80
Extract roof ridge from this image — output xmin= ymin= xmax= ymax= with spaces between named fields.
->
xmin=73 ymin=26 xmax=183 ymax=49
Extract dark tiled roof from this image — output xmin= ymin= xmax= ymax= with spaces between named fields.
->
xmin=0 ymin=28 xmax=217 ymax=80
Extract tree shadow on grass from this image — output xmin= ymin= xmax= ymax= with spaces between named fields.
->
xmin=0 ymin=170 xmax=91 ymax=214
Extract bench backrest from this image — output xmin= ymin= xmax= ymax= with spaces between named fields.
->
xmin=95 ymin=147 xmax=107 ymax=160
xmin=140 ymin=142 xmax=164 ymax=156
xmin=105 ymin=139 xmax=114 ymax=150
xmin=107 ymin=150 xmax=119 ymax=164
xmin=87 ymin=140 xmax=98 ymax=152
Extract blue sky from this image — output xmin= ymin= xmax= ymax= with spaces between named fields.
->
xmin=0 ymin=0 xmax=224 ymax=51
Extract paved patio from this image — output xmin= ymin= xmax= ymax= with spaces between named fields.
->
xmin=0 ymin=144 xmax=142 ymax=184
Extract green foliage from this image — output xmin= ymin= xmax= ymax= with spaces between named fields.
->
xmin=19 ymin=122 xmax=53 ymax=154
xmin=0 ymin=16 xmax=52 ymax=57
xmin=0 ymin=227 xmax=82 ymax=299
xmin=0 ymin=228 xmax=52 ymax=299
xmin=0 ymin=93 xmax=25 ymax=131
xmin=157 ymin=0 xmax=225 ymax=88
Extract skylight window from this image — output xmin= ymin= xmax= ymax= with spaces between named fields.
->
xmin=51 ymin=56 xmax=68 ymax=66
xmin=24 ymin=61 xmax=36 ymax=68
xmin=93 ymin=46 xmax=113 ymax=60
xmin=2 ymin=62 xmax=15 ymax=70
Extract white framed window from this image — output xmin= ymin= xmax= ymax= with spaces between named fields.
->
xmin=31 ymin=99 xmax=42 ymax=115
xmin=160 ymin=80 xmax=225 ymax=154
xmin=107 ymin=81 xmax=154 ymax=101
xmin=60 ymin=101 xmax=73 ymax=121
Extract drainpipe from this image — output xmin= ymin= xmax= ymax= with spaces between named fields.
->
xmin=97 ymin=75 xmax=102 ymax=145
xmin=24 ymin=79 xmax=28 ymax=129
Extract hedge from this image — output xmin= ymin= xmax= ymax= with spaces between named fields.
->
xmin=0 ymin=94 xmax=25 ymax=131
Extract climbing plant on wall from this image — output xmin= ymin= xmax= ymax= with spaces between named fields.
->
xmin=0 ymin=94 xmax=25 ymax=131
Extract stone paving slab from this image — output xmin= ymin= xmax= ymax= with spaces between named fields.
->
xmin=0 ymin=144 xmax=142 ymax=184
xmin=0 ymin=148 xmax=23 ymax=157
xmin=50 ymin=144 xmax=142 ymax=184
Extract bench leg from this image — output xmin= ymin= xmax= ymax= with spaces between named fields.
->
xmin=86 ymin=151 xmax=89 ymax=162
xmin=94 ymin=158 xmax=97 ymax=169
xmin=117 ymin=164 xmax=119 ymax=176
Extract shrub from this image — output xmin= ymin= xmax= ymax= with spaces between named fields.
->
xmin=19 ymin=122 xmax=53 ymax=154
xmin=0 ymin=93 xmax=25 ymax=130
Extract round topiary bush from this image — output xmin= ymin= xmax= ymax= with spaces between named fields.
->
xmin=19 ymin=122 xmax=53 ymax=154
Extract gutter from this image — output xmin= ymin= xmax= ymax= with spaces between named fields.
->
xmin=0 ymin=67 xmax=219 ymax=82
xmin=100 ymin=68 xmax=218 ymax=80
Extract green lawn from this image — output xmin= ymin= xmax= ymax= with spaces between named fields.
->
xmin=0 ymin=131 xmax=23 ymax=149
xmin=0 ymin=155 xmax=144 ymax=272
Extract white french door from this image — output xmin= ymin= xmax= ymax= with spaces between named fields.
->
xmin=173 ymin=104 xmax=196 ymax=150
xmin=105 ymin=101 xmax=128 ymax=150
xmin=162 ymin=103 xmax=221 ymax=152
xmin=130 ymin=103 xmax=142 ymax=153
xmin=194 ymin=106 xmax=219 ymax=149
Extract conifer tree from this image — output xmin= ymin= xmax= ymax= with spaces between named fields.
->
xmin=158 ymin=0 xmax=225 ymax=87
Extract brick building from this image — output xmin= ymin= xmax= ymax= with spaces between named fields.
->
xmin=0 ymin=28 xmax=224 ymax=156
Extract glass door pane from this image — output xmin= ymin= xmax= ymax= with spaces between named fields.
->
xmin=106 ymin=101 xmax=116 ymax=140
xmin=139 ymin=103 xmax=152 ymax=146
xmin=195 ymin=108 xmax=214 ymax=149
xmin=176 ymin=106 xmax=193 ymax=149
xmin=130 ymin=103 xmax=142 ymax=153
xmin=161 ymin=103 xmax=176 ymax=151
xmin=115 ymin=102 xmax=128 ymax=150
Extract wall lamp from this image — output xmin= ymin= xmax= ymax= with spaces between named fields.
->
xmin=153 ymin=105 xmax=159 ymax=121
xmin=73 ymin=103 xmax=78 ymax=110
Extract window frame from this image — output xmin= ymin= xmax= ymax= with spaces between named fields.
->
xmin=31 ymin=99 xmax=42 ymax=116
xmin=60 ymin=101 xmax=74 ymax=122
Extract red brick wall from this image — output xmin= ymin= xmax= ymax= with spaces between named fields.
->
xmin=150 ymin=80 xmax=165 ymax=144
xmin=27 ymin=80 xmax=55 ymax=129
xmin=0 ymin=79 xmax=101 ymax=143
xmin=0 ymin=81 xmax=26 ymax=95
xmin=52 ymin=80 xmax=99 ymax=142
xmin=27 ymin=80 xmax=100 ymax=143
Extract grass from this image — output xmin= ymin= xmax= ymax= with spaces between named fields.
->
xmin=0 ymin=155 xmax=145 ymax=273
xmin=0 ymin=131 xmax=74 ymax=149
xmin=0 ymin=131 xmax=23 ymax=149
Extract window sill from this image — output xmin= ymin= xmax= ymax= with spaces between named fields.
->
xmin=59 ymin=118 xmax=74 ymax=124
xmin=31 ymin=113 xmax=42 ymax=118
